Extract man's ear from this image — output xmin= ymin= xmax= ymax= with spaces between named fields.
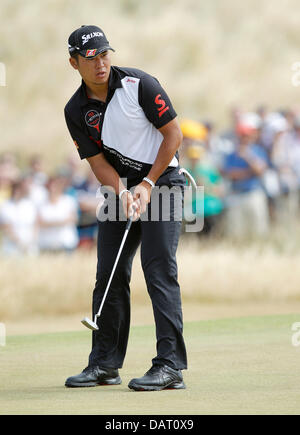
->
xmin=69 ymin=57 xmax=79 ymax=70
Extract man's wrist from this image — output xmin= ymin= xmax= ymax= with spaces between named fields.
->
xmin=143 ymin=177 xmax=155 ymax=188
xmin=119 ymin=189 xmax=130 ymax=200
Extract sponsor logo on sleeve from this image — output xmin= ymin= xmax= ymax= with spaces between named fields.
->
xmin=155 ymin=94 xmax=170 ymax=118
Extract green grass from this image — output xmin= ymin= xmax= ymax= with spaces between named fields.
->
xmin=0 ymin=314 xmax=300 ymax=415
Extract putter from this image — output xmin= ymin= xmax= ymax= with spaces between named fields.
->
xmin=81 ymin=204 xmax=137 ymax=331
xmin=179 ymin=167 xmax=198 ymax=219
xmin=179 ymin=167 xmax=197 ymax=189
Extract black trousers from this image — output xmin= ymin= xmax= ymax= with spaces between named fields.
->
xmin=88 ymin=192 xmax=187 ymax=371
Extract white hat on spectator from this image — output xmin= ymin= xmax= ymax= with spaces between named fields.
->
xmin=265 ymin=112 xmax=288 ymax=133
xmin=239 ymin=112 xmax=262 ymax=129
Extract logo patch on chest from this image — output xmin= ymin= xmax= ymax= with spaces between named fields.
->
xmin=85 ymin=110 xmax=101 ymax=132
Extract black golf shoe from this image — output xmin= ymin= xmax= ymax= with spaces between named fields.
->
xmin=128 ymin=364 xmax=186 ymax=391
xmin=65 ymin=366 xmax=121 ymax=388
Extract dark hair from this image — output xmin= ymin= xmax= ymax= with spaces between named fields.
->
xmin=70 ymin=52 xmax=79 ymax=61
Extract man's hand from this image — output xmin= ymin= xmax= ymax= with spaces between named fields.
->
xmin=121 ymin=190 xmax=141 ymax=221
xmin=133 ymin=181 xmax=152 ymax=215
xmin=237 ymin=147 xmax=267 ymax=176
xmin=121 ymin=180 xmax=152 ymax=221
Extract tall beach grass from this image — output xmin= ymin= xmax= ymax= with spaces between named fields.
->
xmin=1 ymin=223 xmax=300 ymax=321
xmin=1 ymin=0 xmax=300 ymax=169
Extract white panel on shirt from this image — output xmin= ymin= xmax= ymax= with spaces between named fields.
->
xmin=101 ymin=76 xmax=178 ymax=168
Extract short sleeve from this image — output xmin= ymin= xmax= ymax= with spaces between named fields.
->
xmin=0 ymin=202 xmax=12 ymax=224
xmin=138 ymin=75 xmax=177 ymax=129
xmin=251 ymin=145 xmax=268 ymax=163
xmin=65 ymin=195 xmax=78 ymax=215
xmin=223 ymin=153 xmax=234 ymax=171
xmin=64 ymin=108 xmax=102 ymax=160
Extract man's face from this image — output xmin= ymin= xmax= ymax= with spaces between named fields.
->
xmin=238 ymin=133 xmax=254 ymax=147
xmin=69 ymin=51 xmax=111 ymax=86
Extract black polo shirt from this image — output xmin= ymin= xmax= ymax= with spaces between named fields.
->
xmin=64 ymin=66 xmax=184 ymax=188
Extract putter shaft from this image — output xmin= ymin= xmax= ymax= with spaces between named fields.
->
xmin=81 ymin=210 xmax=135 ymax=330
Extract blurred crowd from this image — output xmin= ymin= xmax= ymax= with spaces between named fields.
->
xmin=180 ymin=105 xmax=300 ymax=238
xmin=0 ymin=153 xmax=101 ymax=255
xmin=1 ymin=104 xmax=300 ymax=255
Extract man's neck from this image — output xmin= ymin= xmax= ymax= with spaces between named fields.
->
xmin=85 ymin=81 xmax=109 ymax=103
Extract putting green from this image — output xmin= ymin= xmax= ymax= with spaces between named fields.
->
xmin=0 ymin=314 xmax=300 ymax=415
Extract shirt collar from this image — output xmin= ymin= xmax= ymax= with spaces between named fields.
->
xmin=109 ymin=66 xmax=123 ymax=89
xmin=79 ymin=66 xmax=122 ymax=107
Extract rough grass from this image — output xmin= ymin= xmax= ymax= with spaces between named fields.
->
xmin=1 ymin=224 xmax=300 ymax=321
xmin=1 ymin=314 xmax=300 ymax=415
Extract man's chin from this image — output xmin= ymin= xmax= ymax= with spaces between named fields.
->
xmin=92 ymin=78 xmax=108 ymax=86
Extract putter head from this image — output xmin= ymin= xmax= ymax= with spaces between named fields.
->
xmin=81 ymin=317 xmax=99 ymax=331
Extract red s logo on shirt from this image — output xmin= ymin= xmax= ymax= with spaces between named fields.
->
xmin=155 ymin=94 xmax=169 ymax=118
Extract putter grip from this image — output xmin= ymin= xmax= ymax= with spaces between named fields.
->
xmin=125 ymin=215 xmax=133 ymax=231
xmin=125 ymin=203 xmax=137 ymax=230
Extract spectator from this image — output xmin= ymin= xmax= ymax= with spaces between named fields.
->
xmin=222 ymin=122 xmax=269 ymax=238
xmin=254 ymin=112 xmax=283 ymax=221
xmin=0 ymin=177 xmax=39 ymax=255
xmin=185 ymin=144 xmax=225 ymax=236
xmin=37 ymin=176 xmax=79 ymax=253
xmin=26 ymin=172 xmax=49 ymax=208
xmin=288 ymin=116 xmax=300 ymax=187
xmin=28 ymin=154 xmax=48 ymax=186
xmin=0 ymin=153 xmax=19 ymax=207
xmin=64 ymin=153 xmax=87 ymax=189
xmin=0 ymin=171 xmax=12 ymax=207
xmin=221 ymin=105 xmax=242 ymax=147
xmin=75 ymin=170 xmax=103 ymax=249
xmin=203 ymin=120 xmax=234 ymax=170
xmin=54 ymin=165 xmax=78 ymax=199
xmin=271 ymin=115 xmax=300 ymax=220
xmin=179 ymin=119 xmax=208 ymax=164
xmin=0 ymin=152 xmax=20 ymax=183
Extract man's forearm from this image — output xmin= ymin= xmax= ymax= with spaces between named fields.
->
xmin=146 ymin=120 xmax=182 ymax=183
xmin=227 ymin=168 xmax=253 ymax=180
xmin=87 ymin=153 xmax=126 ymax=195
xmin=239 ymin=150 xmax=267 ymax=176
xmin=146 ymin=141 xmax=178 ymax=183
xmin=245 ymin=158 xmax=266 ymax=176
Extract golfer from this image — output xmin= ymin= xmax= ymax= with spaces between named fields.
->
xmin=64 ymin=25 xmax=187 ymax=391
